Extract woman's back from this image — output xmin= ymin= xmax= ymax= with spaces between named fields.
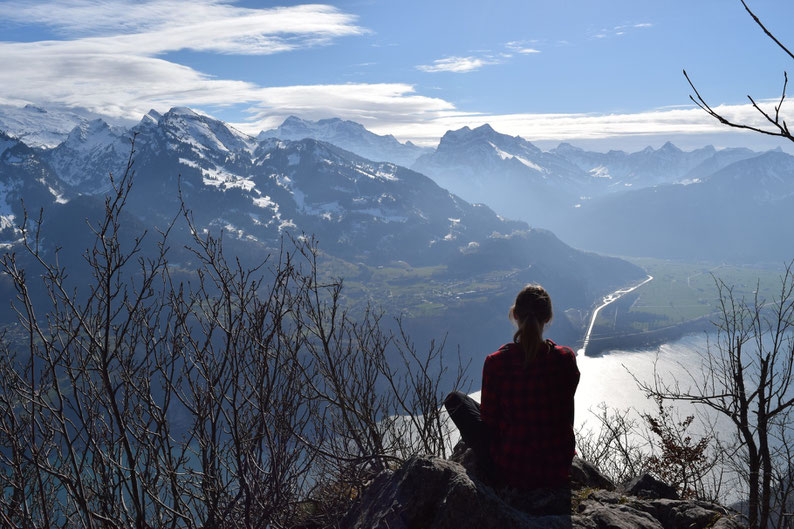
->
xmin=480 ymin=340 xmax=579 ymax=489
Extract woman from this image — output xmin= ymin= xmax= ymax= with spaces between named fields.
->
xmin=445 ymin=284 xmax=580 ymax=489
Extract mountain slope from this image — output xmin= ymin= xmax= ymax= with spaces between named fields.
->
xmin=260 ymin=115 xmax=429 ymax=167
xmin=554 ymin=151 xmax=794 ymax=261
xmin=412 ymin=124 xmax=590 ymax=227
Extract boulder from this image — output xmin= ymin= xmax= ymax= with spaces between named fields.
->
xmin=340 ymin=454 xmax=745 ymax=529
xmin=570 ymin=457 xmax=615 ymax=491
xmin=621 ymin=473 xmax=679 ymax=500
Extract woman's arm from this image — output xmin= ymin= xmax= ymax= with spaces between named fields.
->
xmin=480 ymin=355 xmax=498 ymax=427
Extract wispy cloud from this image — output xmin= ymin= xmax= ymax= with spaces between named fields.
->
xmin=0 ymin=1 xmax=367 ymax=55
xmin=416 ymin=56 xmax=498 ymax=73
xmin=353 ymin=101 xmax=793 ymax=149
xmin=417 ymin=41 xmax=541 ymax=74
xmin=0 ymin=1 xmax=782 ymax=151
xmin=592 ymin=21 xmax=653 ymax=39
xmin=0 ymin=1 xmax=407 ymax=122
xmin=505 ymin=41 xmax=541 ymax=54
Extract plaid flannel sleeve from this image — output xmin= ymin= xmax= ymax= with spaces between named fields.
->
xmin=480 ymin=355 xmax=498 ymax=428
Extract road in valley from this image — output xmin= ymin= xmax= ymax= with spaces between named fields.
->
xmin=577 ymin=275 xmax=653 ymax=357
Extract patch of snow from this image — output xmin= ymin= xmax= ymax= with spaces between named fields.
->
xmin=375 ymin=168 xmax=398 ymax=181
xmin=678 ymin=178 xmax=701 ymax=185
xmin=252 ymin=195 xmax=275 ymax=209
xmin=353 ymin=166 xmax=376 ymax=179
xmin=48 ymin=186 xmax=68 ymax=204
xmin=0 ymin=214 xmax=16 ymax=230
xmin=489 ymin=142 xmax=545 ymax=173
xmin=574 ymin=204 xmax=582 ymax=208
xmin=199 ymin=164 xmax=255 ymax=191
xmin=279 ymin=219 xmax=297 ymax=231
xmin=288 ymin=153 xmax=300 ymax=166
xmin=178 ymin=157 xmax=200 ymax=169
xmin=589 ymin=166 xmax=612 ymax=179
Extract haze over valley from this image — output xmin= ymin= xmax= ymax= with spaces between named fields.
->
xmin=2 ymin=103 xmax=791 ymax=369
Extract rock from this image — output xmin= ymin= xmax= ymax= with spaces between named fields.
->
xmin=580 ymin=503 xmax=664 ymax=529
xmin=621 ymin=473 xmax=679 ymax=500
xmin=340 ymin=456 xmax=569 ymax=529
xmin=340 ymin=454 xmax=744 ymax=529
xmin=571 ymin=457 xmax=615 ymax=491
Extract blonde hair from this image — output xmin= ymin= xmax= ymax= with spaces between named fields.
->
xmin=509 ymin=284 xmax=553 ymax=366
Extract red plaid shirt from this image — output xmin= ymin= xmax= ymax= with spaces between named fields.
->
xmin=480 ymin=340 xmax=579 ymax=489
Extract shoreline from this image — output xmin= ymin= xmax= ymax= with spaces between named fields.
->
xmin=581 ymin=315 xmax=715 ymax=356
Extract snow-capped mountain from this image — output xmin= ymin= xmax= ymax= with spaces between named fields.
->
xmin=0 ymin=105 xmax=645 ymax=295
xmin=260 ymin=115 xmax=429 ymax=167
xmin=0 ymin=132 xmax=67 ymax=243
xmin=550 ymin=141 xmax=758 ymax=189
xmin=43 ymin=119 xmax=131 ymax=193
xmin=124 ymin=109 xmax=526 ymax=265
xmin=553 ymin=150 xmax=794 ymax=261
xmin=411 ymin=124 xmax=590 ymax=227
xmin=0 ymin=103 xmax=97 ymax=148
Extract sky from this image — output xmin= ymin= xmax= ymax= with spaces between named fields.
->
xmin=1 ymin=0 xmax=794 ymax=151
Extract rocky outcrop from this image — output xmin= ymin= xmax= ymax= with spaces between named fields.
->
xmin=341 ymin=445 xmax=743 ymax=529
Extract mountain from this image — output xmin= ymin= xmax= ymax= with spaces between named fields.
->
xmin=0 ymin=131 xmax=67 ymax=243
xmin=551 ymin=141 xmax=767 ymax=192
xmin=0 ymin=103 xmax=94 ymax=148
xmin=125 ymin=109 xmax=545 ymax=266
xmin=550 ymin=141 xmax=722 ymax=190
xmin=260 ymin=115 xmax=429 ymax=167
xmin=43 ymin=118 xmax=131 ymax=194
xmin=553 ymin=150 xmax=794 ymax=262
xmin=411 ymin=124 xmax=590 ymax=228
xmin=0 ymin=105 xmax=647 ymax=361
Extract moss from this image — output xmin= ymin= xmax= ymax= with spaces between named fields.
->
xmin=571 ymin=487 xmax=595 ymax=514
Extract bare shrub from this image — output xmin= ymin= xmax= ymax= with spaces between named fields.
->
xmin=0 ymin=144 xmax=466 ymax=529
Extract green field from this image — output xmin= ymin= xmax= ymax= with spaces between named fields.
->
xmin=593 ymin=258 xmax=789 ymax=333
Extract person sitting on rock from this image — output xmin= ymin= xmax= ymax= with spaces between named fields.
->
xmin=444 ymin=283 xmax=580 ymax=489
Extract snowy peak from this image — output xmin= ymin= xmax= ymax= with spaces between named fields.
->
xmin=0 ymin=103 xmax=92 ymax=148
xmin=260 ymin=115 xmax=428 ymax=167
xmin=706 ymin=150 xmax=794 ymax=199
xmin=436 ymin=124 xmax=541 ymax=157
xmin=63 ymin=119 xmax=126 ymax=150
xmin=43 ymin=118 xmax=131 ymax=191
xmin=658 ymin=141 xmax=682 ymax=153
xmin=156 ymin=107 xmax=257 ymax=155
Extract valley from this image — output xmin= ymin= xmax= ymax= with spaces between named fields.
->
xmin=1 ymin=104 xmax=792 ymax=364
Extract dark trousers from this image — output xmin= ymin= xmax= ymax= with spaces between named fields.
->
xmin=444 ymin=391 xmax=494 ymax=478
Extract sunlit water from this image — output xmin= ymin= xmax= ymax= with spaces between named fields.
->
xmin=464 ymin=332 xmax=748 ymax=502
xmin=469 ymin=332 xmax=715 ymax=432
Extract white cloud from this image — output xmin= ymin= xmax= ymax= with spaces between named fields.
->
xmin=353 ymin=101 xmax=794 ymax=149
xmin=0 ymin=1 xmax=785 ymax=152
xmin=416 ymin=56 xmax=497 ymax=73
xmin=505 ymin=41 xmax=541 ymax=54
xmin=232 ymin=84 xmax=455 ymax=133
xmin=0 ymin=1 xmax=381 ymax=120
xmin=593 ymin=22 xmax=654 ymax=40
xmin=0 ymin=2 xmax=367 ymax=55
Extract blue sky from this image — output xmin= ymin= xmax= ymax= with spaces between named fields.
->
xmin=1 ymin=0 xmax=793 ymax=150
